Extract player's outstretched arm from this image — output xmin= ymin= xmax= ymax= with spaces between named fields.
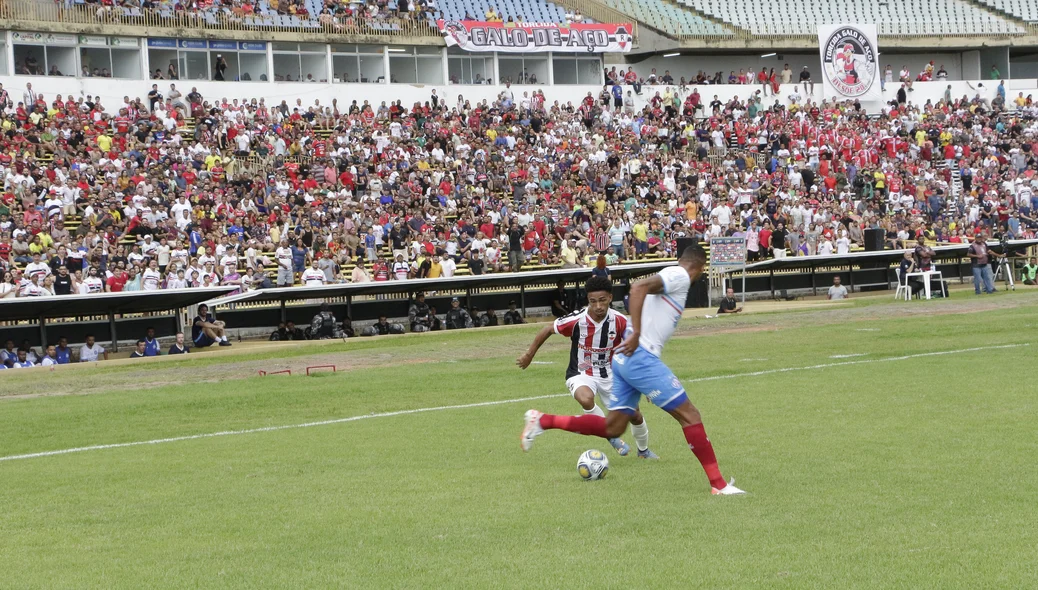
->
xmin=619 ymin=274 xmax=665 ymax=356
xmin=516 ymin=323 xmax=554 ymax=369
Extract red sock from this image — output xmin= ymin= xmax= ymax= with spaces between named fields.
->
xmin=539 ymin=414 xmax=609 ymax=438
xmin=683 ymin=423 xmax=727 ymax=489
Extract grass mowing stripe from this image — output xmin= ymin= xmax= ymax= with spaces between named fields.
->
xmin=684 ymin=343 xmax=1029 ymax=384
xmin=0 ymin=393 xmax=568 ymax=463
xmin=0 ymin=343 xmax=1025 ymax=465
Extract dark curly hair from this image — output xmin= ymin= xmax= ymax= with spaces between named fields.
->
xmin=585 ymin=276 xmax=613 ymax=296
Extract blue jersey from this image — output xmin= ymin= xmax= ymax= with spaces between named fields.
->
xmin=144 ymin=338 xmax=161 ymax=357
xmin=611 ymin=85 xmax=622 ymax=100
xmin=55 ymin=346 xmax=72 ymax=364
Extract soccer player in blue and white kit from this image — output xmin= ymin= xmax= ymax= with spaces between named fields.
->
xmin=522 ymin=245 xmax=746 ymax=495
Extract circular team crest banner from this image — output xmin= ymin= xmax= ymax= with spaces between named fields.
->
xmin=817 ymin=24 xmax=880 ymax=101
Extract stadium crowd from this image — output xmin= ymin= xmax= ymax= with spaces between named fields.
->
xmin=0 ymin=67 xmax=1035 ymax=302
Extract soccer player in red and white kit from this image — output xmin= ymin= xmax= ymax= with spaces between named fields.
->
xmin=522 ymin=247 xmax=745 ymax=495
xmin=516 ymin=277 xmax=656 ymax=458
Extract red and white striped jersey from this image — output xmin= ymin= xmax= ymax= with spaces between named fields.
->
xmin=554 ymin=308 xmax=629 ymax=380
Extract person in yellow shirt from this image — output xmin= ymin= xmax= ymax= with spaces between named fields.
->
xmin=204 ymin=153 xmax=222 ymax=170
xmin=939 ymin=130 xmax=952 ymax=147
xmin=96 ymin=133 xmax=112 ymax=153
xmin=594 ymin=196 xmax=607 ymax=215
xmin=632 ymin=220 xmax=648 ymax=258
xmin=427 ymin=255 xmax=443 ymax=278
xmin=685 ymin=200 xmax=697 ymax=220
xmin=873 ymin=170 xmax=886 ymax=197
xmin=915 ymin=128 xmax=926 ymax=146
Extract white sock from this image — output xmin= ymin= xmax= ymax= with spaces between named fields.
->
xmin=583 ymin=404 xmax=606 ymax=418
xmin=631 ymin=420 xmax=649 ymax=452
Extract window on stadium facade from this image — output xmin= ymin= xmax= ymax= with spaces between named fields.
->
xmin=13 ymin=36 xmax=76 ymax=77
xmin=497 ymin=55 xmax=548 ymax=85
xmin=273 ymin=42 xmax=328 ymax=83
xmin=551 ymin=53 xmax=602 ymax=85
xmin=331 ymin=44 xmax=385 ymax=83
xmin=388 ymin=46 xmax=443 ymax=84
xmin=447 ymin=47 xmax=494 ymax=85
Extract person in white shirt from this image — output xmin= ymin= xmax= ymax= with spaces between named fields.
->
xmin=827 ymin=276 xmax=849 ymax=300
xmin=392 ymin=254 xmax=410 ymax=280
xmin=440 ymin=255 xmax=457 ymax=278
xmin=79 ymin=335 xmax=108 ymax=362
xmin=835 ymin=231 xmax=851 ymax=254
xmin=301 ymin=259 xmax=327 ymax=287
xmin=141 ymin=260 xmax=162 ymax=291
xmin=520 ymin=246 xmax=746 ymax=495
xmin=82 ymin=267 xmax=104 ymax=293
xmin=24 ymin=253 xmax=51 ymax=282
xmin=156 ymin=238 xmax=171 ymax=270
xmin=220 ymin=253 xmax=239 ymax=277
xmin=166 ymin=270 xmax=188 ymax=290
xmin=274 ymin=238 xmax=294 ymax=286
xmin=40 ymin=345 xmax=60 ymax=366
xmin=710 ymin=202 xmax=733 ymax=226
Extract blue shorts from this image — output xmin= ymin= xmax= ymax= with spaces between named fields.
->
xmin=194 ymin=333 xmax=215 ymax=348
xmin=608 ymin=347 xmax=688 ymax=415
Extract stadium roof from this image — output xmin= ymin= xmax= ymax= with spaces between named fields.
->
xmin=0 ymin=287 xmax=238 ymax=323
xmin=208 ymin=261 xmax=677 ymax=307
xmin=725 ymin=240 xmax=1038 ymax=273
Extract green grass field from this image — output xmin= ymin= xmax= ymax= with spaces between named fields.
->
xmin=2 ymin=292 xmax=1037 ymax=589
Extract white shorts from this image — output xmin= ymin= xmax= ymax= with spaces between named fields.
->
xmin=566 ymin=374 xmax=612 ymax=399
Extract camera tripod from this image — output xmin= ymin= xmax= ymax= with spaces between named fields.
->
xmin=993 ymin=252 xmax=1015 ymax=291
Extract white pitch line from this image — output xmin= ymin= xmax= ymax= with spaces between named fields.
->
xmin=685 ymin=343 xmax=1028 ymax=385
xmin=0 ymin=393 xmax=568 ymax=463
xmin=0 ymin=343 xmax=1028 ymax=464
xmin=830 ymin=353 xmax=867 ymax=359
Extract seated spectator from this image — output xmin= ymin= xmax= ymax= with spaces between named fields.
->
xmin=79 ymin=335 xmax=109 ymax=362
xmin=445 ymin=297 xmax=473 ymax=330
xmin=192 ymin=304 xmax=231 ymax=348
xmin=362 ymin=315 xmax=406 ymax=336
xmin=12 ymin=349 xmax=35 ymax=368
xmin=129 ymin=340 xmax=148 ymax=358
xmin=898 ymin=251 xmax=924 ymax=297
xmin=168 ymin=332 xmax=190 ymax=355
xmin=1 ymin=339 xmax=17 ymax=366
xmin=40 ymin=345 xmax=60 ymax=366
xmin=54 ymin=337 xmax=73 ymax=364
xmin=409 ymin=292 xmax=432 ymax=332
xmin=143 ymin=327 xmax=161 ymax=356
xmin=503 ymin=300 xmax=525 ymax=325
xmin=270 ymin=321 xmax=303 ymax=341
xmin=717 ymin=288 xmax=743 ymax=314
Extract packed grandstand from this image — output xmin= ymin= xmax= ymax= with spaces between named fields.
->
xmin=0 ymin=0 xmax=1036 ymax=302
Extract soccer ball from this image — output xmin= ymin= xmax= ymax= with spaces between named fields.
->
xmin=576 ymin=449 xmax=609 ymax=481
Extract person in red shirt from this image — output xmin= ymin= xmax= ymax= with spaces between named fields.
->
xmin=106 ymin=267 xmax=129 ymax=292
xmin=372 ymin=257 xmax=390 ymax=281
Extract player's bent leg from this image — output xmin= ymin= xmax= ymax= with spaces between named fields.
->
xmin=571 ymin=385 xmax=597 ymax=412
xmin=568 ymin=376 xmax=630 ymax=455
